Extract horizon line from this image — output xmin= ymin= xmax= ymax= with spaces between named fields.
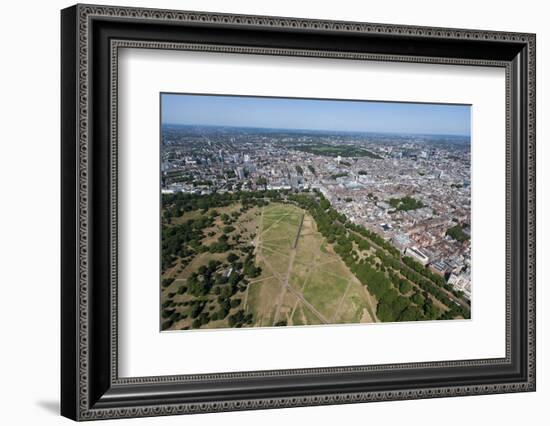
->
xmin=161 ymin=123 xmax=471 ymax=138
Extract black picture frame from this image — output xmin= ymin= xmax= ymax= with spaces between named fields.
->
xmin=61 ymin=4 xmax=536 ymax=421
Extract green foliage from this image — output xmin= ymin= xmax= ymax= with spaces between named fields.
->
xmin=189 ymin=301 xmax=206 ymax=319
xmin=161 ymin=214 xmax=214 ymax=271
xmin=411 ymin=292 xmax=425 ymax=306
xmin=422 ymin=298 xmax=440 ymax=320
xmin=162 ymin=278 xmax=175 ymax=287
xmin=446 ymin=224 xmax=469 ymax=242
xmin=187 ymin=261 xmax=222 ymax=296
xmin=162 ymin=190 xmax=274 ymax=221
xmin=353 ymin=236 xmax=371 ymax=252
xmin=217 ymin=299 xmax=231 ymax=319
xmin=331 ymin=172 xmax=348 ymax=179
xmin=187 ymin=273 xmax=206 ymax=296
xmin=227 ymin=309 xmax=253 ymax=327
xmin=205 ymin=235 xmax=231 ymax=253
xmin=402 ymin=256 xmax=446 ymax=286
xmin=389 ymin=196 xmax=424 ymax=211
xmin=162 ymin=308 xmax=175 ymax=319
xmin=398 ymin=280 xmax=412 ymax=294
xmin=289 ymin=143 xmax=382 ymax=159
xmin=376 ymin=295 xmax=410 ymax=322
xmin=243 ymin=253 xmax=262 ymax=278
xmin=398 ymin=305 xmax=425 ymax=321
xmin=222 ymin=225 xmax=236 ymax=234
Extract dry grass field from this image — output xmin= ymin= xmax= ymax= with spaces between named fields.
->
xmin=245 ymin=203 xmax=377 ymax=327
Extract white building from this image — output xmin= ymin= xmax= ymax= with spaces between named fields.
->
xmin=405 ymin=246 xmax=430 ymax=266
xmin=235 ymin=167 xmax=245 ymax=180
xmin=448 ymin=272 xmax=471 ymax=299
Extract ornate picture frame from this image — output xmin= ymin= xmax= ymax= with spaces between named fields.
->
xmin=61 ymin=4 xmax=535 ymax=421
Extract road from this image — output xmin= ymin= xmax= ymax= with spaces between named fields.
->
xmin=347 ymin=228 xmax=470 ymax=312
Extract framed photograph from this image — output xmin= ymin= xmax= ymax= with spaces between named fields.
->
xmin=61 ymin=4 xmax=536 ymax=421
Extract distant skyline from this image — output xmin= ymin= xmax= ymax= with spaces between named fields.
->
xmin=161 ymin=93 xmax=471 ymax=136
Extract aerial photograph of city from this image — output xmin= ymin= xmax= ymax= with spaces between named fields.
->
xmin=160 ymin=93 xmax=472 ymax=331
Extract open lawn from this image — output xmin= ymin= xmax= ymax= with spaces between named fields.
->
xmin=302 ymin=268 xmax=349 ymax=319
xmin=246 ymin=277 xmax=281 ymax=327
xmin=248 ymin=202 xmax=377 ymax=327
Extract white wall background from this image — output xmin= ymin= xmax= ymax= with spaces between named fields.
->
xmin=0 ymin=0 xmax=546 ymax=424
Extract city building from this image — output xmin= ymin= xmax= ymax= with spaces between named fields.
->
xmin=448 ymin=272 xmax=471 ymax=299
xmin=405 ymin=246 xmax=430 ymax=265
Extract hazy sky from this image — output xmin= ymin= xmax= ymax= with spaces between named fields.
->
xmin=161 ymin=93 xmax=471 ymax=136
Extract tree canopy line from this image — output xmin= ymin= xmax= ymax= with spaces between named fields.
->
xmin=162 ymin=190 xmax=279 ymax=221
xmin=289 ymin=142 xmax=382 ymax=159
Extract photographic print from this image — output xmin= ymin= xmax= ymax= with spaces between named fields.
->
xmin=160 ymin=93 xmax=472 ymax=331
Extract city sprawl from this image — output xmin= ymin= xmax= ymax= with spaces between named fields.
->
xmin=160 ymin=124 xmax=471 ymax=330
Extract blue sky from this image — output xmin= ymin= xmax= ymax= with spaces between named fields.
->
xmin=161 ymin=93 xmax=471 ymax=136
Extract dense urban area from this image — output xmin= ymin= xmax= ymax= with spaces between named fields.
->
xmin=160 ymin=125 xmax=471 ymax=330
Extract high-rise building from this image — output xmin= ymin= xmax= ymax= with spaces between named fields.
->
xmin=236 ymin=167 xmax=245 ymax=180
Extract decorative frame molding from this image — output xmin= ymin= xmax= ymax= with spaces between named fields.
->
xmin=61 ymin=4 xmax=535 ymax=421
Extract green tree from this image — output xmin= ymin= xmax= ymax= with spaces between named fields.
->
xmin=162 ymin=277 xmax=175 ymax=288
xmin=398 ymin=280 xmax=412 ymax=294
